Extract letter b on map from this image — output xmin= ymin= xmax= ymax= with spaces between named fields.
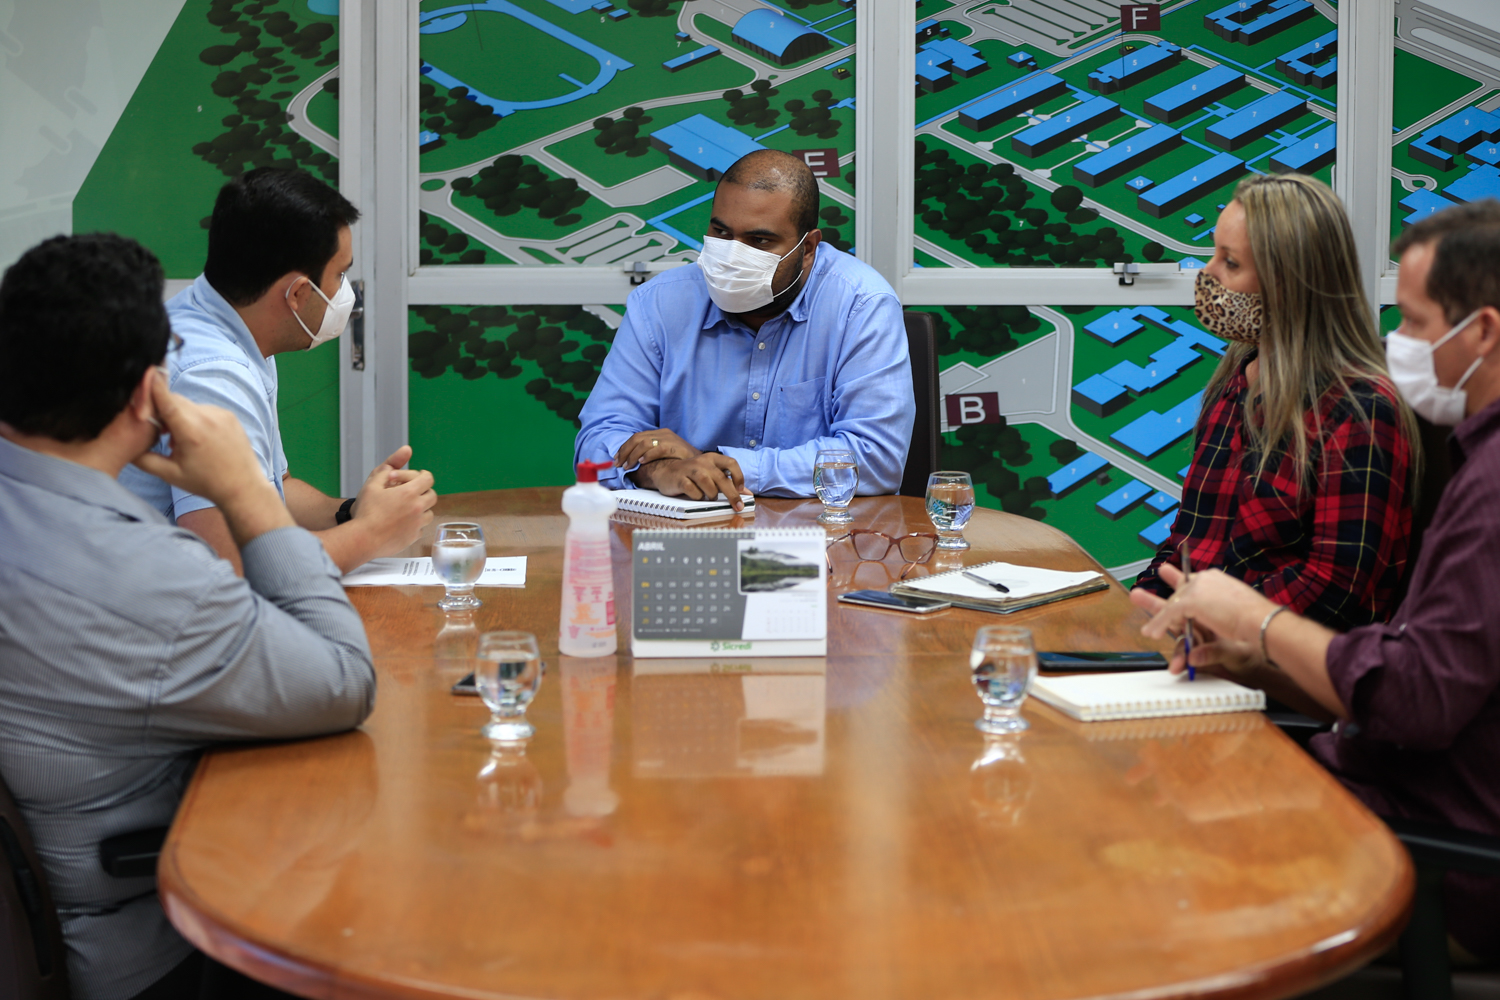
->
xmin=945 ymin=392 xmax=1000 ymax=426
xmin=1119 ymin=3 xmax=1160 ymax=30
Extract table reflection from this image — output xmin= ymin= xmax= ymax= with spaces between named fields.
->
xmin=559 ymin=656 xmax=619 ymax=817
xmin=632 ymin=659 xmax=827 ymax=777
xmin=970 ymin=733 xmax=1033 ymax=828
xmin=466 ymin=741 xmax=543 ymax=838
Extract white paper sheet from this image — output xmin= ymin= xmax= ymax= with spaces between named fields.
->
xmin=340 ymin=556 xmax=527 ymax=587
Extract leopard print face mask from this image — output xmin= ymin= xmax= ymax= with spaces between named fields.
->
xmin=1194 ymin=269 xmax=1264 ymax=344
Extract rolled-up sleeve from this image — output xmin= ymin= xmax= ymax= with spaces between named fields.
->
xmin=150 ymin=526 xmax=375 ymax=741
xmin=721 ymin=291 xmax=913 ymax=497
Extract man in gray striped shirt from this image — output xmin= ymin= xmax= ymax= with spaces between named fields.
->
xmin=0 ymin=234 xmax=391 ymax=999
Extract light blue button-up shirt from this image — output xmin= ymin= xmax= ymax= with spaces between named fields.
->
xmin=120 ymin=274 xmax=288 ymax=520
xmin=574 ymin=246 xmax=914 ymax=497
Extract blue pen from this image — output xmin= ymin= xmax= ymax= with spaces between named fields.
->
xmin=1179 ymin=540 xmax=1195 ymax=681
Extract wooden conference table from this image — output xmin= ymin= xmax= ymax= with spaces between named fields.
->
xmin=159 ymin=490 xmax=1413 ymax=1000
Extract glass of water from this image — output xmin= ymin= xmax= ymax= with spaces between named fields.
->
xmin=813 ymin=448 xmax=858 ymax=525
xmin=433 ymin=522 xmax=486 ymax=611
xmin=926 ymin=471 xmax=976 ymax=551
xmin=476 ymin=631 xmax=545 ymax=742
xmin=971 ymin=625 xmax=1037 ymax=734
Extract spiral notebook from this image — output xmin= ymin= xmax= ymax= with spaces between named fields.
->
xmin=615 ymin=488 xmax=756 ymax=521
xmin=631 ymin=527 xmax=825 ymax=658
xmin=889 ymin=561 xmax=1107 ymax=614
xmin=1031 ymin=671 xmax=1265 ymax=722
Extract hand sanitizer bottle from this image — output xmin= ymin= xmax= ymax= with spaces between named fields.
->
xmin=559 ymin=460 xmax=618 ymax=657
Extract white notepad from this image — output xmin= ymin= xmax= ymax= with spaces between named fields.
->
xmin=891 ymin=561 xmax=1106 ymax=613
xmin=615 ymin=488 xmax=755 ymax=520
xmin=1030 ymin=671 xmax=1265 ymax=722
xmin=340 ymin=556 xmax=527 ymax=587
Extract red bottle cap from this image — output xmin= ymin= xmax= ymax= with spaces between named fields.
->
xmin=575 ymin=460 xmax=613 ymax=483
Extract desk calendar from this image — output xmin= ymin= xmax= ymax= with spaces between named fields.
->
xmin=630 ymin=527 xmax=827 ymax=658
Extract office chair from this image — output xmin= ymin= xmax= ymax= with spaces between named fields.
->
xmin=0 ymin=771 xmax=69 ymax=1000
xmin=900 ymin=310 xmax=940 ymax=499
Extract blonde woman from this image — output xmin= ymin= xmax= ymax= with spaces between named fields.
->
xmin=1134 ymin=174 xmax=1418 ymax=635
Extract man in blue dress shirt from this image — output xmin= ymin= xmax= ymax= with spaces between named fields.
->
xmin=574 ymin=149 xmax=915 ymax=503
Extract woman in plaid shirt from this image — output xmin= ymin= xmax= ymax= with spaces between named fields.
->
xmin=1134 ymin=174 xmax=1418 ymax=639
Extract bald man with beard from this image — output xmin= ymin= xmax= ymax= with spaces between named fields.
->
xmin=574 ymin=149 xmax=914 ymax=505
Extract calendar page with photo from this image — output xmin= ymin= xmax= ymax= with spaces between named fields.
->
xmin=631 ymin=528 xmax=828 ymax=658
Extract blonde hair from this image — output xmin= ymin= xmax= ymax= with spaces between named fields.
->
xmin=1200 ymin=173 xmax=1419 ymax=496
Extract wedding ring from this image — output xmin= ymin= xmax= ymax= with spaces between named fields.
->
xmin=651 ymin=438 xmax=659 ymax=447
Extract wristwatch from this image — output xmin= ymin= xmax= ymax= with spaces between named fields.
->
xmin=335 ymin=497 xmax=357 ymax=524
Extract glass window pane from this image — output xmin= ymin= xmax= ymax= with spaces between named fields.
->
xmin=409 ymin=303 xmax=623 ymax=490
xmin=416 ymin=0 xmax=856 ymax=266
xmin=1388 ymin=3 xmax=1500 ymax=274
xmin=912 ymin=1 xmax=1337 ymax=269
xmin=923 ymin=303 xmax=1222 ymax=579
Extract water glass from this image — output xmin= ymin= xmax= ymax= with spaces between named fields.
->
xmin=970 ymin=625 xmax=1037 ymax=733
xmin=433 ymin=522 xmax=486 ymax=611
xmin=476 ymin=631 xmax=545 ymax=741
xmin=813 ymin=448 xmax=858 ymax=525
xmin=926 ymin=471 xmax=976 ymax=551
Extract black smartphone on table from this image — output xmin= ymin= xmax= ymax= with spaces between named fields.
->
xmin=837 ymin=589 xmax=952 ymax=614
xmin=1037 ymin=651 xmax=1168 ymax=671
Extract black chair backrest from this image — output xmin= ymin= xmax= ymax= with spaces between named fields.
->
xmin=1393 ymin=415 xmax=1457 ymax=609
xmin=0 ymin=770 xmax=69 ymax=1000
xmin=900 ymin=310 xmax=940 ymax=498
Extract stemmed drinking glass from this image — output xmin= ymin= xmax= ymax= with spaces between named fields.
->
xmin=971 ymin=625 xmax=1037 ymax=733
xmin=476 ymin=631 xmax=545 ymax=742
xmin=433 ymin=522 xmax=486 ymax=611
xmin=926 ymin=471 xmax=976 ymax=550
xmin=813 ymin=448 xmax=858 ymax=525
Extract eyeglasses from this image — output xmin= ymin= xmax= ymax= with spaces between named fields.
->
xmin=826 ymin=528 xmax=939 ymax=579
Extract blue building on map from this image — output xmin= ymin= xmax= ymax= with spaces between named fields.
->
xmin=649 ymin=114 xmax=764 ymax=181
xmin=1112 ymin=392 xmax=1204 ymax=459
xmin=1097 ymin=479 xmax=1152 ymax=520
xmin=1073 ymin=123 xmax=1184 ymax=187
xmin=1073 ymin=374 xmax=1130 ymax=418
xmin=1271 ymin=123 xmax=1335 ymax=173
xmin=957 ymin=73 xmax=1068 ymax=132
xmin=1072 ymin=307 xmax=1225 ymax=418
xmin=1276 ymin=30 xmax=1337 ymax=88
xmin=1143 ymin=64 xmax=1247 ymax=123
xmin=1408 ymin=106 xmax=1500 ymax=172
xmin=1139 ymin=152 xmax=1247 ymax=217
xmin=1047 ymin=452 xmax=1109 ymax=498
xmin=1087 ymin=42 xmax=1183 ymax=95
xmin=1204 ymin=0 xmax=1315 ymax=45
xmin=1205 ymin=90 xmax=1306 ymax=151
xmin=731 ymin=10 xmax=830 ymax=66
xmin=663 ymin=45 xmax=720 ymax=72
xmin=1012 ymin=97 xmax=1123 ymax=157
xmin=916 ymin=37 xmax=988 ymax=94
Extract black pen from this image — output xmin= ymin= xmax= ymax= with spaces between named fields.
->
xmin=962 ymin=570 xmax=1010 ymax=594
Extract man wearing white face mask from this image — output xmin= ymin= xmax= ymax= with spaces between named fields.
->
xmin=122 ymin=168 xmax=437 ymax=574
xmin=1132 ymin=200 xmax=1500 ymax=964
xmin=574 ymin=149 xmax=914 ymax=503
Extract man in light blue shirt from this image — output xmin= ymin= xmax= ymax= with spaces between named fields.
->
xmin=574 ymin=149 xmax=914 ymax=501
xmin=121 ymin=168 xmax=436 ymax=574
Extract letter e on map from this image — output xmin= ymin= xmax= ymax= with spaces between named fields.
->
xmin=945 ymin=392 xmax=1000 ymax=426
xmin=794 ymin=148 xmax=841 ymax=178
xmin=1119 ymin=3 xmax=1159 ymax=30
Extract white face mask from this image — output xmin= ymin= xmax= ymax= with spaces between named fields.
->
xmin=1387 ymin=308 xmax=1486 ymax=426
xmin=287 ymin=273 xmax=355 ymax=350
xmin=697 ymin=232 xmax=808 ymax=314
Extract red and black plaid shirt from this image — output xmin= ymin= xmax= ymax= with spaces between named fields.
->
xmin=1136 ymin=355 xmax=1413 ymax=630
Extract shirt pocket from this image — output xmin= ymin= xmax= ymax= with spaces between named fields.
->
xmin=765 ymin=376 xmax=829 ymax=447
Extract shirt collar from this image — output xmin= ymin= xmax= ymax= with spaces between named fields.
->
xmin=1452 ymin=393 xmax=1500 ymax=460
xmin=0 ymin=435 xmax=166 ymax=525
xmin=700 ymin=242 xmax=828 ymax=333
xmin=185 ymin=274 xmax=278 ymax=389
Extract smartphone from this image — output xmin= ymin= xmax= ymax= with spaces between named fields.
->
xmin=837 ymin=589 xmax=952 ymax=614
xmin=451 ymin=672 xmax=478 ymax=695
xmin=1037 ymin=651 xmax=1168 ymax=671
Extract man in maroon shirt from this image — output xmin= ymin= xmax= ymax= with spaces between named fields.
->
xmin=1132 ymin=200 xmax=1500 ymax=962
